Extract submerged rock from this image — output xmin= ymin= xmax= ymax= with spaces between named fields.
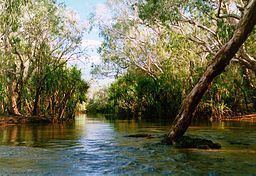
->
xmin=162 ymin=135 xmax=221 ymax=149
xmin=125 ymin=134 xmax=154 ymax=138
xmin=228 ymin=141 xmax=250 ymax=146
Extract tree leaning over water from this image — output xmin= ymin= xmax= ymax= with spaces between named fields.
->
xmin=164 ymin=0 xmax=256 ymax=143
xmin=90 ymin=0 xmax=256 ymax=119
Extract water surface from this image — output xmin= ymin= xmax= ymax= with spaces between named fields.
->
xmin=0 ymin=114 xmax=255 ymax=175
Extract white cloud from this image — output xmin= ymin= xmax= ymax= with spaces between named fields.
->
xmin=94 ymin=3 xmax=112 ymax=23
xmin=83 ymin=19 xmax=90 ymax=28
xmin=82 ymin=39 xmax=102 ymax=49
xmin=95 ymin=4 xmax=109 ymax=18
xmin=88 ymin=55 xmax=102 ymax=65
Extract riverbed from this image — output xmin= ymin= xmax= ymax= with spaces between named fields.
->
xmin=0 ymin=114 xmax=255 ymax=175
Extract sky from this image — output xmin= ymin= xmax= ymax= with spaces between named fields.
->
xmin=58 ymin=0 xmax=113 ymax=92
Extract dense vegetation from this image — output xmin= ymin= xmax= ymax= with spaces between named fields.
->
xmin=0 ymin=0 xmax=88 ymax=121
xmin=88 ymin=0 xmax=256 ymax=120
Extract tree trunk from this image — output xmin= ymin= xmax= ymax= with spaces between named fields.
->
xmin=0 ymin=101 xmax=4 ymax=114
xmin=17 ymin=81 xmax=23 ymax=112
xmin=58 ymin=90 xmax=73 ymax=120
xmin=164 ymin=0 xmax=256 ymax=144
xmin=8 ymin=81 xmax=21 ymax=116
xmin=59 ymin=100 xmax=68 ymax=120
xmin=32 ymin=86 xmax=42 ymax=116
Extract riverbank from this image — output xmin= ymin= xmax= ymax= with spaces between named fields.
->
xmin=221 ymin=114 xmax=256 ymax=122
xmin=0 ymin=116 xmax=52 ymax=126
xmin=1 ymin=113 xmax=256 ymax=127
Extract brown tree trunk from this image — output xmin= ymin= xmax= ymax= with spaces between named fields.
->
xmin=58 ymin=90 xmax=73 ymax=120
xmin=32 ymin=86 xmax=42 ymax=116
xmin=59 ymin=100 xmax=68 ymax=120
xmin=17 ymin=81 xmax=23 ymax=112
xmin=0 ymin=101 xmax=4 ymax=114
xmin=10 ymin=81 xmax=21 ymax=116
xmin=164 ymin=0 xmax=256 ymax=144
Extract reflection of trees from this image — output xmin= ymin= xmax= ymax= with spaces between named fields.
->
xmin=0 ymin=122 xmax=85 ymax=147
xmin=111 ymin=120 xmax=138 ymax=133
xmin=109 ymin=118 xmax=167 ymax=133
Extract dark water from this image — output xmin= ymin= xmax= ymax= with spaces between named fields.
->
xmin=0 ymin=114 xmax=256 ymax=175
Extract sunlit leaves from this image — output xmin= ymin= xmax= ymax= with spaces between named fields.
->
xmin=217 ymin=19 xmax=235 ymax=42
xmin=0 ymin=0 xmax=88 ymax=119
xmin=90 ymin=0 xmax=256 ymax=118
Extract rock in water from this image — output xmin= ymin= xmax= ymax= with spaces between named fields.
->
xmin=174 ymin=136 xmax=221 ymax=149
xmin=161 ymin=135 xmax=221 ymax=149
xmin=125 ymin=134 xmax=154 ymax=138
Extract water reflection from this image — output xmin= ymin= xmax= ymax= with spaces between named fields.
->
xmin=0 ymin=122 xmax=84 ymax=148
xmin=0 ymin=114 xmax=255 ymax=175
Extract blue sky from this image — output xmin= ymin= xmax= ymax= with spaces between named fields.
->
xmin=60 ymin=0 xmax=106 ymax=39
xmin=61 ymin=0 xmax=106 ymax=17
xmin=58 ymin=0 xmax=113 ymax=90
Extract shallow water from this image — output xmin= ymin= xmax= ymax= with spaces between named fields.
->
xmin=0 ymin=114 xmax=255 ymax=175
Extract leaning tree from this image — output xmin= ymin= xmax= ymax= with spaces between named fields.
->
xmin=164 ymin=0 xmax=256 ymax=143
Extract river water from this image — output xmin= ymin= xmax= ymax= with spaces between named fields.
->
xmin=0 ymin=114 xmax=255 ymax=175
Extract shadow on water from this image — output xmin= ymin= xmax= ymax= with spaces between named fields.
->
xmin=0 ymin=114 xmax=255 ymax=175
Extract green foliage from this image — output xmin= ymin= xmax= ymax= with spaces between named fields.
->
xmin=90 ymin=0 xmax=256 ymax=119
xmin=138 ymin=0 xmax=180 ymax=24
xmin=88 ymin=70 xmax=183 ymax=118
xmin=86 ymin=89 xmax=111 ymax=114
xmin=217 ymin=19 xmax=235 ymax=42
xmin=0 ymin=0 xmax=89 ymax=120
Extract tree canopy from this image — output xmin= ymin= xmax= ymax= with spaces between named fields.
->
xmin=88 ymin=0 xmax=256 ymax=121
xmin=0 ymin=0 xmax=89 ymax=121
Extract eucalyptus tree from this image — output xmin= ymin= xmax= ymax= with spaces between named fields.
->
xmin=23 ymin=1 xmax=84 ymax=116
xmin=166 ymin=1 xmax=256 ymax=143
xmin=0 ymin=0 xmax=88 ymax=120
xmin=139 ymin=0 xmax=256 ymax=77
xmin=0 ymin=0 xmax=30 ymax=115
xmin=138 ymin=0 xmax=256 ymax=143
xmin=96 ymin=0 xmax=165 ymax=78
xmin=92 ymin=0 xmax=214 ymax=116
xmin=91 ymin=0 xmax=256 ymax=123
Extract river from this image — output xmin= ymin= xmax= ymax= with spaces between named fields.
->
xmin=0 ymin=114 xmax=255 ymax=175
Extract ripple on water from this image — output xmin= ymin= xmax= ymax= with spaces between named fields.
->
xmin=0 ymin=115 xmax=255 ymax=175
